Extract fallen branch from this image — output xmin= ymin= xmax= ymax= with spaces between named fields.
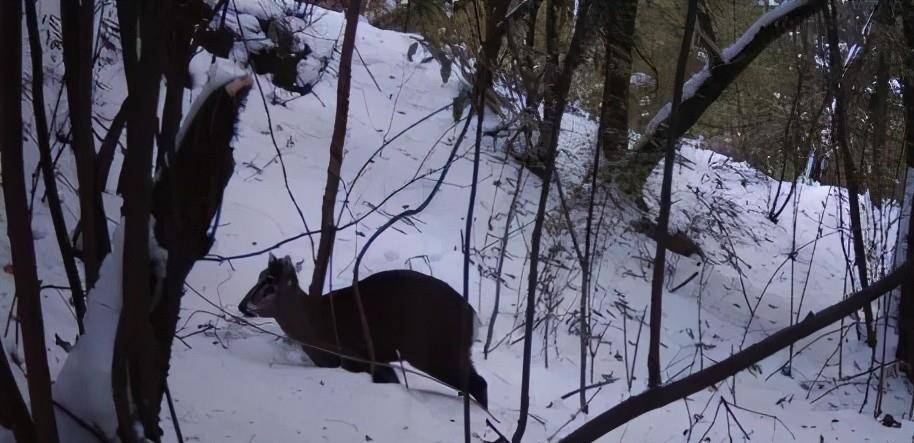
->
xmin=560 ymin=263 xmax=908 ymax=442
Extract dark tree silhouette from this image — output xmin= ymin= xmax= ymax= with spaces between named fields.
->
xmin=0 ymin=1 xmax=59 ymax=440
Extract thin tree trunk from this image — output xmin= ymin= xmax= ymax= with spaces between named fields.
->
xmin=24 ymin=0 xmax=87 ymax=334
xmin=112 ymin=0 xmax=163 ymax=439
xmin=484 ymin=165 xmax=524 ymax=357
xmin=0 ymin=2 xmax=59 ymax=440
xmin=521 ymin=0 xmax=543 ymax=131
xmin=462 ymin=2 xmax=509 ymax=439
xmin=61 ymin=0 xmax=110 ymax=288
xmin=647 ymin=0 xmax=699 ymax=389
xmin=825 ymin=0 xmax=876 ymax=347
xmin=513 ymin=2 xmax=593 ymax=441
xmin=561 ymin=263 xmax=908 ymax=442
xmin=309 ymin=0 xmax=380 ymax=388
xmin=309 ymin=0 xmax=362 ymax=299
xmin=404 ymin=0 xmax=411 ymax=31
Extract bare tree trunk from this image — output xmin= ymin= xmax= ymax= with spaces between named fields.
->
xmin=112 ymin=0 xmax=163 ymax=439
xmin=61 ymin=0 xmax=110 ymax=288
xmin=461 ymin=2 xmax=509 ymax=439
xmin=513 ymin=2 xmax=594 ymax=441
xmin=0 ymin=2 xmax=59 ymax=440
xmin=597 ymin=0 xmax=638 ymax=163
xmin=484 ymin=165 xmax=524 ymax=357
xmin=896 ymin=0 xmax=914 ymax=378
xmin=24 ymin=0 xmax=87 ymax=334
xmin=647 ymin=0 xmax=699 ymax=389
xmin=825 ymin=0 xmax=876 ymax=347
xmin=309 ymin=0 xmax=362 ymax=299
xmin=561 ymin=264 xmax=909 ymax=442
xmin=866 ymin=5 xmax=892 ymax=204
xmin=521 ymin=0 xmax=543 ymax=135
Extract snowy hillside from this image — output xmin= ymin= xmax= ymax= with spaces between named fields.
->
xmin=1 ymin=1 xmax=911 ymax=442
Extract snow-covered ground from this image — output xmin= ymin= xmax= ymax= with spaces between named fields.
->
xmin=1 ymin=2 xmax=912 ymax=442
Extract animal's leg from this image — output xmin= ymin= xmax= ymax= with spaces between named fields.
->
xmin=303 ymin=346 xmax=341 ymax=368
xmin=340 ymin=358 xmax=369 ymax=373
xmin=340 ymin=358 xmax=400 ymax=384
xmin=468 ymin=366 xmax=488 ymax=409
xmin=370 ymin=365 xmax=400 ymax=384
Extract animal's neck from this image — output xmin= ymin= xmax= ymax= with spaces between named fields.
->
xmin=274 ymin=285 xmax=328 ymax=345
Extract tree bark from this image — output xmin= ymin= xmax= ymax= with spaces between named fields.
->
xmin=597 ymin=0 xmax=638 ymax=163
xmin=25 ymin=0 xmax=88 ymax=334
xmin=825 ymin=0 xmax=876 ymax=347
xmin=647 ymin=0 xmax=699 ymax=389
xmin=0 ymin=2 xmax=59 ymax=440
xmin=866 ymin=4 xmax=892 ymax=204
xmin=561 ymin=263 xmax=909 ymax=442
xmin=896 ymin=0 xmax=914 ymax=377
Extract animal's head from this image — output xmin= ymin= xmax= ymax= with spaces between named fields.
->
xmin=238 ymin=254 xmax=298 ymax=318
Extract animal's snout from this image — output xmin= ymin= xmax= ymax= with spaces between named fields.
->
xmin=238 ymin=299 xmax=256 ymax=317
xmin=239 ymin=279 xmax=268 ymax=317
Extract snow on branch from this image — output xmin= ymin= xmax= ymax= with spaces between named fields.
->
xmin=641 ymin=0 xmax=823 ymax=149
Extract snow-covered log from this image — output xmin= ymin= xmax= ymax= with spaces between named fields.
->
xmin=52 ymin=68 xmax=252 ymax=441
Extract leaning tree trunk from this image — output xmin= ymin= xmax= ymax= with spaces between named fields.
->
xmin=825 ymin=0 xmax=876 ymax=347
xmin=513 ymin=1 xmax=594 ymax=441
xmin=25 ymin=0 xmax=88 ymax=334
xmin=0 ymin=2 xmax=59 ymax=440
xmin=617 ymin=0 xmax=826 ymax=196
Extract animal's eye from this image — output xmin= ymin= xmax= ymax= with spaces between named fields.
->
xmin=264 ymin=275 xmax=275 ymax=283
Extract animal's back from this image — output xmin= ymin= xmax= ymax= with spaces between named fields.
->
xmin=333 ymin=270 xmax=477 ymax=360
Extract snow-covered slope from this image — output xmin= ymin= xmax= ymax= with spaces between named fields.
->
xmin=1 ymin=2 xmax=911 ymax=442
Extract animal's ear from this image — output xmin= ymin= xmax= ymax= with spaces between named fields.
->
xmin=282 ymin=255 xmax=293 ymax=268
xmin=268 ymin=253 xmax=277 ymax=264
